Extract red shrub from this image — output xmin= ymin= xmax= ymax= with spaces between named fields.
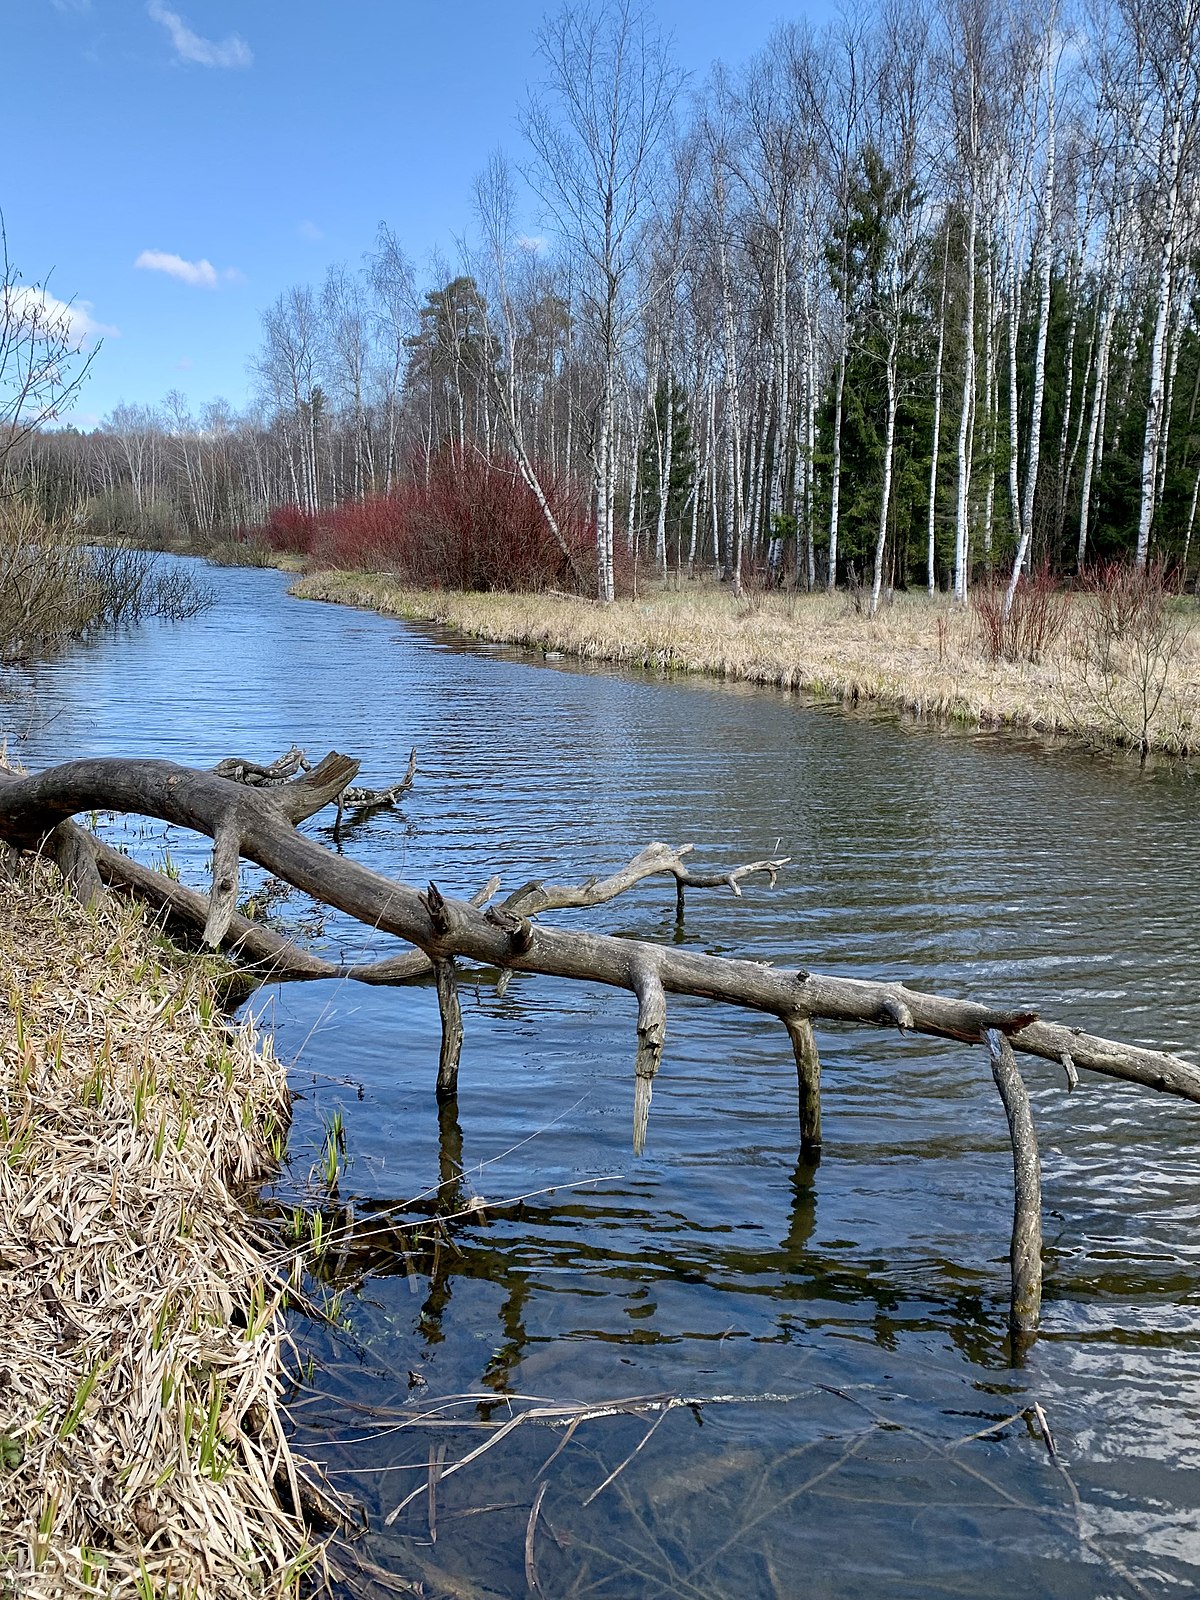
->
xmin=262 ymin=504 xmax=320 ymax=555
xmin=321 ymin=495 xmax=409 ymax=570
xmin=257 ymin=450 xmax=595 ymax=592
xmin=972 ymin=562 xmax=1068 ymax=663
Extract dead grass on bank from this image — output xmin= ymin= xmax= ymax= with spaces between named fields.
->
xmin=291 ymin=571 xmax=1200 ymax=757
xmin=0 ymin=862 xmax=323 ymax=1599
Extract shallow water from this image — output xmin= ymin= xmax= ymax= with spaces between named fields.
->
xmin=7 ymin=562 xmax=1200 ymax=1597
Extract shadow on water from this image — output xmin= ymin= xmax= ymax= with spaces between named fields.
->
xmin=9 ymin=561 xmax=1200 ymax=1596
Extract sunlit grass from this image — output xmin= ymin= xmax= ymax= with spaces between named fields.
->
xmin=0 ymin=862 xmax=327 ymax=1597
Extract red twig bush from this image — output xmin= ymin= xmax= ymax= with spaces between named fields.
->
xmin=260 ymin=450 xmax=594 ymax=593
xmin=973 ymin=563 xmax=1069 ymax=664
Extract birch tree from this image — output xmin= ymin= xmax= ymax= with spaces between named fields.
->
xmin=1122 ymin=0 xmax=1200 ymax=566
xmin=524 ymin=0 xmax=682 ymax=601
xmin=1005 ymin=10 xmax=1061 ymax=617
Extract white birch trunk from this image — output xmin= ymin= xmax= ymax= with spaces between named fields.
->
xmin=1137 ymin=104 xmax=1186 ymax=567
xmin=953 ymin=192 xmax=979 ymax=602
xmin=1004 ymin=57 xmax=1056 ymax=618
xmin=870 ymin=331 xmax=900 ymax=617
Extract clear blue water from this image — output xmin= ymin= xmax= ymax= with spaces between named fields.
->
xmin=7 ymin=562 xmax=1200 ymax=1597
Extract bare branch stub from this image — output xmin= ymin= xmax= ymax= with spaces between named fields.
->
xmin=420 ymin=881 xmax=454 ymax=939
xmin=434 ymin=957 xmax=464 ymax=1101
xmin=631 ymin=959 xmax=667 ymax=1156
xmin=339 ymin=746 xmax=418 ymax=814
xmin=486 ymin=905 xmax=534 ymax=955
xmin=203 ymin=812 xmax=243 ymax=947
xmin=785 ymin=1015 xmax=822 ymax=1152
xmin=1060 ymin=1051 xmax=1079 ymax=1092
xmin=879 ymin=994 xmax=915 ymax=1032
xmin=335 ymin=746 xmax=418 ymax=840
xmin=986 ymin=1027 xmax=1043 ymax=1345
xmin=271 ymin=752 xmax=361 ymax=825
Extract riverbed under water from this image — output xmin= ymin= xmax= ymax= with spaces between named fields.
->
xmin=6 ymin=562 xmax=1200 ymax=1597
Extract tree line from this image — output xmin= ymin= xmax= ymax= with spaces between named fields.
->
xmin=7 ymin=0 xmax=1200 ymax=606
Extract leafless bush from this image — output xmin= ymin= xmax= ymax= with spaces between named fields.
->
xmin=1063 ymin=560 xmax=1192 ymax=758
xmin=139 ymin=559 xmax=214 ymax=620
xmin=973 ymin=564 xmax=1069 ymax=663
xmin=0 ymin=494 xmax=212 ymax=661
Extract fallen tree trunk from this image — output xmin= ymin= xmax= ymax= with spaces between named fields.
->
xmin=2 ymin=750 xmax=1198 ymax=1347
xmin=2 ymin=755 xmax=1196 ymax=1107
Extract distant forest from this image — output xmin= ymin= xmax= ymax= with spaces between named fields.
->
xmin=8 ymin=0 xmax=1200 ymax=600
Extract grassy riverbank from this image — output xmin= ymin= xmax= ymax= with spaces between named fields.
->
xmin=292 ymin=571 xmax=1200 ymax=758
xmin=0 ymin=864 xmax=322 ymax=1598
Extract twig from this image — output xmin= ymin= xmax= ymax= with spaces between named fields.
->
xmin=427 ymin=1442 xmax=445 ymax=1543
xmin=582 ymin=1406 xmax=672 ymax=1506
xmin=524 ymin=1480 xmax=549 ymax=1596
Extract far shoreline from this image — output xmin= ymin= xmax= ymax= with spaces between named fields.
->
xmin=286 ymin=569 xmax=1200 ymax=763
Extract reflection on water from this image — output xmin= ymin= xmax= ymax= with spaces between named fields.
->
xmin=7 ymin=562 xmax=1200 ymax=1596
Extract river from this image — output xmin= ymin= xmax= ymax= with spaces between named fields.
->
xmin=6 ymin=560 xmax=1200 ymax=1597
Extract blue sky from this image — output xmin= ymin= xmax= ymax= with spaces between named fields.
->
xmin=6 ymin=0 xmax=829 ymax=429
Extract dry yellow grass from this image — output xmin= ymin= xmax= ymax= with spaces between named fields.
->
xmin=292 ymin=573 xmax=1200 ymax=757
xmin=0 ymin=862 xmax=323 ymax=1599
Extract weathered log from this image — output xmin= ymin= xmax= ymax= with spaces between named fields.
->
xmin=986 ymin=1028 xmax=1043 ymax=1340
xmin=94 ymin=835 xmax=501 ymax=987
xmin=4 ymin=749 xmax=1198 ymax=1347
xmin=212 ymin=744 xmax=311 ymax=785
xmin=94 ymin=839 xmax=336 ymax=979
xmin=1 ymin=756 xmax=1196 ymax=1122
xmin=336 ymin=745 xmax=418 ymax=823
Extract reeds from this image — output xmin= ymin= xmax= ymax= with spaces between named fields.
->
xmin=291 ymin=573 xmax=1200 ymax=757
xmin=0 ymin=861 xmax=322 ymax=1598
xmin=0 ymin=494 xmax=213 ymax=663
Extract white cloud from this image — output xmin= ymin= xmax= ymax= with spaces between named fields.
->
xmin=297 ymin=220 xmax=323 ymax=242
xmin=517 ymin=235 xmax=548 ymax=255
xmin=134 ymin=249 xmax=219 ymax=288
xmin=3 ymin=284 xmax=118 ymax=348
xmin=146 ymin=0 xmax=252 ymax=68
xmin=134 ymin=251 xmax=243 ymax=287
